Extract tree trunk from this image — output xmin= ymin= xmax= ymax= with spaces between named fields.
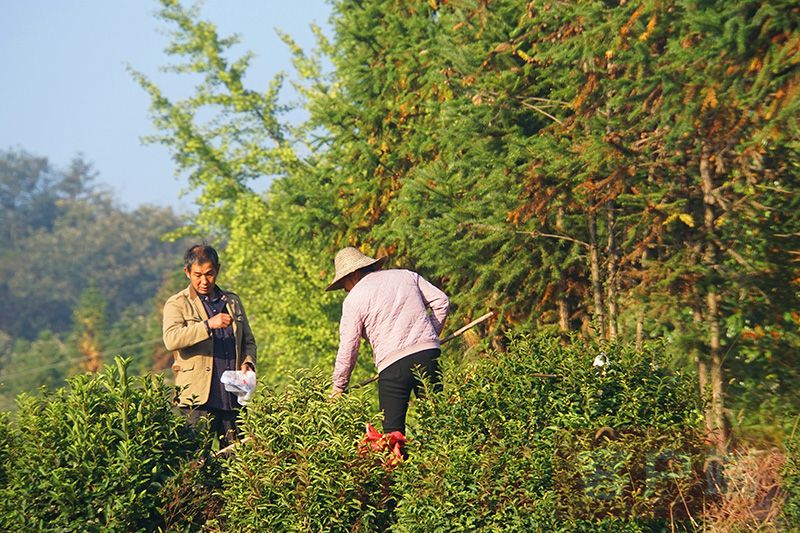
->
xmin=557 ymin=285 xmax=569 ymax=333
xmin=606 ymin=201 xmax=619 ymax=340
xmin=635 ymin=313 xmax=644 ymax=350
xmin=588 ymin=212 xmax=606 ymax=336
xmin=694 ymin=308 xmax=714 ymax=437
xmin=700 ymin=146 xmax=729 ymax=454
xmin=708 ymin=290 xmax=727 ymax=453
xmin=556 ymin=207 xmax=569 ymax=333
xmin=635 ymin=249 xmax=647 ymax=351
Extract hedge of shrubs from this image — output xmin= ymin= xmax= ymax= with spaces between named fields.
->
xmin=391 ymin=333 xmax=704 ymax=531
xmin=220 ymin=332 xmax=705 ymax=531
xmin=0 ymin=358 xmax=205 ymax=532
xmin=0 ymin=334 xmax=713 ymax=530
xmin=220 ymin=369 xmax=395 ymax=531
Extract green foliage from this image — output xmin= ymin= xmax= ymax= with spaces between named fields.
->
xmin=104 ymin=271 xmax=186 ymax=377
xmin=0 ymin=148 xmax=72 ymax=245
xmin=223 ymin=193 xmax=344 ymax=385
xmin=207 ymin=334 xmax=703 ymax=531
xmin=0 ymin=411 xmax=9 ymax=487
xmin=129 ymin=0 xmax=297 ymax=240
xmin=105 ymin=306 xmax=165 ymax=376
xmin=0 ymin=357 xmax=205 ymax=532
xmin=0 ymin=331 xmax=70 ymax=411
xmin=220 ymin=368 xmax=396 ymax=532
xmin=393 ymin=332 xmax=703 ymax=531
xmin=71 ymin=281 xmax=108 ymax=372
xmin=783 ymin=418 xmax=800 ymax=528
xmin=137 ymin=0 xmax=800 ymax=455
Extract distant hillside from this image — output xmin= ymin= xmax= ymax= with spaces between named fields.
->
xmin=0 ymin=148 xmax=191 ymax=406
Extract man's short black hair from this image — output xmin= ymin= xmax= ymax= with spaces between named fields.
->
xmin=184 ymin=244 xmax=220 ymax=271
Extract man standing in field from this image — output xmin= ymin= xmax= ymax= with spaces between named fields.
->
xmin=162 ymin=244 xmax=257 ymax=444
xmin=328 ymin=246 xmax=449 ymax=435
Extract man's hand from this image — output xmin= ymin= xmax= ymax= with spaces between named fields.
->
xmin=241 ymin=362 xmax=255 ymax=373
xmin=207 ymin=313 xmax=232 ymax=329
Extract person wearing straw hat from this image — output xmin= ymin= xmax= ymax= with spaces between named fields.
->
xmin=328 ymin=246 xmax=449 ymax=435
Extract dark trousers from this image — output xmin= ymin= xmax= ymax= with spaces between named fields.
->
xmin=181 ymin=407 xmax=239 ymax=446
xmin=378 ymin=348 xmax=442 ymax=435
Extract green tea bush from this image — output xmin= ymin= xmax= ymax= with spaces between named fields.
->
xmin=220 ymin=369 xmax=397 ymax=532
xmin=0 ymin=334 xmax=709 ymax=531
xmin=783 ymin=418 xmax=800 ymax=528
xmin=0 ymin=411 xmax=9 ymax=488
xmin=392 ymin=332 xmax=704 ymax=532
xmin=0 ymin=357 xmax=205 ymax=532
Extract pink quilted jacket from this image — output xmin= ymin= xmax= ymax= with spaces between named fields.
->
xmin=332 ymin=269 xmax=450 ymax=390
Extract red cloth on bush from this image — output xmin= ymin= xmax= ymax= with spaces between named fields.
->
xmin=359 ymin=423 xmax=407 ymax=466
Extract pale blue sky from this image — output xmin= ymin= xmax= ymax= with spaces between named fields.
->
xmin=1 ymin=1 xmax=333 ymax=211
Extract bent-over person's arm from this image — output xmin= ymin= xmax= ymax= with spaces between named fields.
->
xmin=417 ymin=273 xmax=450 ymax=336
xmin=331 ymin=296 xmax=364 ymax=392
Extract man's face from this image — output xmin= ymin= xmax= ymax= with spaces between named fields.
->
xmin=185 ymin=261 xmax=218 ymax=295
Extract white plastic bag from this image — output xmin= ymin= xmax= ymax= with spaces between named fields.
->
xmin=220 ymin=369 xmax=257 ymax=406
xmin=592 ymin=352 xmax=608 ymax=368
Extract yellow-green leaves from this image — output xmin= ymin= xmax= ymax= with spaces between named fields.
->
xmin=662 ymin=212 xmax=695 ymax=228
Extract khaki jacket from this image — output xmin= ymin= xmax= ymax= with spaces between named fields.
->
xmin=162 ymin=284 xmax=257 ymax=407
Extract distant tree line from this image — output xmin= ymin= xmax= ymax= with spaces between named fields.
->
xmin=0 ymin=148 xmax=188 ymax=407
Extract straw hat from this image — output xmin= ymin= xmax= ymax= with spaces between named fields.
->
xmin=326 ymin=247 xmax=388 ymax=291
